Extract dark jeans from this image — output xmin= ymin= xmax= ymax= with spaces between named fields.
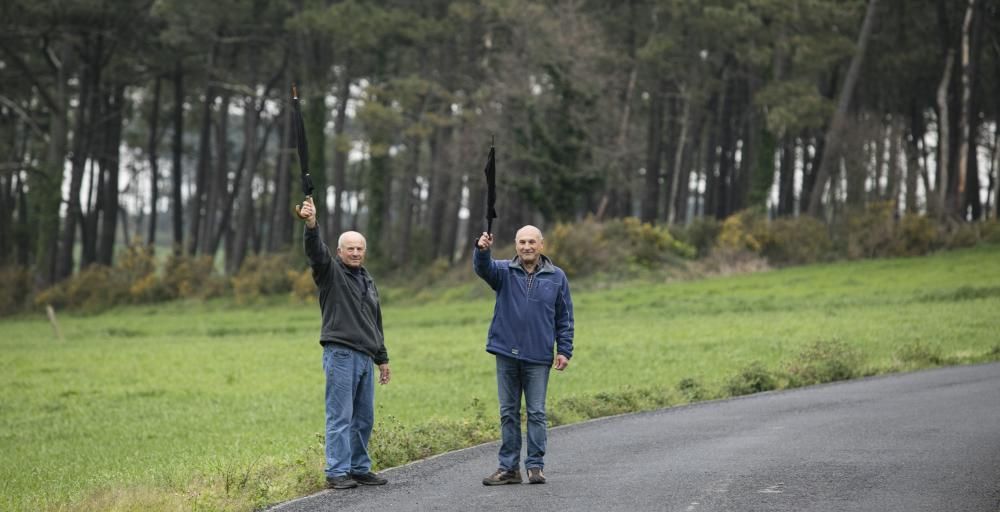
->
xmin=495 ymin=354 xmax=551 ymax=471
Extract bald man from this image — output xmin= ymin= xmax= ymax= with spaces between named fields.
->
xmin=300 ymin=198 xmax=391 ymax=490
xmin=474 ymin=225 xmax=575 ymax=486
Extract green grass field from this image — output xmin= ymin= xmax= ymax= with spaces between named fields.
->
xmin=2 ymin=244 xmax=999 ymax=511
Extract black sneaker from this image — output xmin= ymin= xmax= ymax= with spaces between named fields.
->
xmin=482 ymin=468 xmax=522 ymax=486
xmin=326 ymin=475 xmax=358 ymax=489
xmin=350 ymin=471 xmax=388 ymax=486
xmin=527 ymin=467 xmax=546 ymax=484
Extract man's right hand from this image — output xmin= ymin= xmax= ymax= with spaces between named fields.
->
xmin=297 ymin=197 xmax=317 ymax=228
xmin=476 ymin=232 xmax=494 ymax=250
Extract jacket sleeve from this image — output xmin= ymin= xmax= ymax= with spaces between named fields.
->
xmin=473 ymin=247 xmax=502 ymax=291
xmin=373 ymin=292 xmax=389 ymax=364
xmin=554 ymin=272 xmax=574 ymax=359
xmin=304 ymin=225 xmax=332 ymax=284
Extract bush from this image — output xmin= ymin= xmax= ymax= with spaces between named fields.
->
xmin=717 ymin=210 xmax=768 ymax=254
xmin=231 ymin=252 xmax=302 ymax=304
xmin=982 ymin=221 xmax=1000 ymax=244
xmin=785 ymin=339 xmax=861 ymax=387
xmin=677 ymin=377 xmax=708 ymax=401
xmin=725 ymin=361 xmax=779 ymax=396
xmin=896 ymin=213 xmax=938 ymax=255
xmin=34 ymin=264 xmax=129 ymax=313
xmin=943 ymin=221 xmax=981 ymax=250
xmin=0 ymin=265 xmax=33 ymax=316
xmin=290 ymin=268 xmax=315 ymax=302
xmin=544 ymin=216 xmax=694 ymax=278
xmin=761 ymin=216 xmax=832 ymax=265
xmin=162 ymin=253 xmax=226 ymax=299
xmin=544 ymin=217 xmax=609 ymax=278
xmin=671 ymin=217 xmax=721 ymax=258
xmin=894 ymin=342 xmax=950 ymax=368
xmin=842 ymin=201 xmax=898 ymax=259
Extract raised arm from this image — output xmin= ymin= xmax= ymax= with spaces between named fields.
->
xmin=473 ymin=232 xmax=502 ymax=290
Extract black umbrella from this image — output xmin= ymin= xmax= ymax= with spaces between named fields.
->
xmin=483 ymin=139 xmax=497 ymax=235
xmin=291 ymin=84 xmax=313 ymax=218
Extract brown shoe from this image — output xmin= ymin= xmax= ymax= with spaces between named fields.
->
xmin=482 ymin=468 xmax=522 ymax=485
xmin=527 ymin=467 xmax=546 ymax=484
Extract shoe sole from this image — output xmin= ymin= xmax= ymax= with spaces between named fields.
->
xmin=482 ymin=479 xmax=522 ymax=486
xmin=328 ymin=483 xmax=358 ymax=489
xmin=354 ymin=479 xmax=387 ymax=486
xmin=529 ymin=478 xmax=546 ymax=484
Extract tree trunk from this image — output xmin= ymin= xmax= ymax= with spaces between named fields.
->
xmin=97 ymin=84 xmax=125 ymax=266
xmin=200 ymin=93 xmax=230 ymax=257
xmin=935 ymin=50 xmax=955 ymax=216
xmin=716 ymin=78 xmax=737 ymax=219
xmin=305 ymin=93 xmax=329 ymax=240
xmin=845 ymin=114 xmax=867 ymax=209
xmin=57 ymin=42 xmax=95 ymax=280
xmin=807 ymin=0 xmax=881 ymax=217
xmin=171 ymin=61 xmax=184 ymax=254
xmin=228 ymin=96 xmax=258 ymax=274
xmin=396 ymin=138 xmax=422 ymax=266
xmin=667 ymin=90 xmax=690 ymax=225
xmin=146 ymin=76 xmax=162 ymax=246
xmin=268 ymin=102 xmax=293 ymax=251
xmin=954 ymin=0 xmax=975 ymax=217
xmin=886 ymin=119 xmax=902 ymax=208
xmin=778 ymin=137 xmax=795 ymax=216
xmin=330 ymin=67 xmax=352 ymax=238
xmin=32 ymin=42 xmax=70 ymax=289
xmin=187 ymin=83 xmax=214 ymax=254
xmin=641 ymin=82 xmax=664 ymax=224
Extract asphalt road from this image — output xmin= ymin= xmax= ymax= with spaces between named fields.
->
xmin=271 ymin=363 xmax=1000 ymax=512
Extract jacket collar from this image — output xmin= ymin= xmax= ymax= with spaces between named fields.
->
xmin=509 ymin=254 xmax=555 ymax=274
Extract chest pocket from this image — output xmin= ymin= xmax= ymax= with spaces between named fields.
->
xmin=531 ymin=279 xmax=559 ymax=304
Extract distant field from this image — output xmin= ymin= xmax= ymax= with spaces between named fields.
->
xmin=2 ymin=244 xmax=999 ymax=511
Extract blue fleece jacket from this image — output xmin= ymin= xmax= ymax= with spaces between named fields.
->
xmin=473 ymin=247 xmax=574 ymax=365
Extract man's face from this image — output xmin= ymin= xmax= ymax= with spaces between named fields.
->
xmin=515 ymin=227 xmax=544 ymax=266
xmin=337 ymin=234 xmax=366 ymax=268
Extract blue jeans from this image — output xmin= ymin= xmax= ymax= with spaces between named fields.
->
xmin=495 ymin=354 xmax=551 ymax=471
xmin=323 ymin=344 xmax=375 ymax=478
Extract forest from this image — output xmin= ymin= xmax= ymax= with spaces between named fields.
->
xmin=2 ymin=0 xmax=999 ymax=295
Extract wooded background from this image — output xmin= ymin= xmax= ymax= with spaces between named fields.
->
xmin=2 ymin=0 xmax=998 ymax=289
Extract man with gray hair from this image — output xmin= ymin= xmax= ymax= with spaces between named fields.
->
xmin=300 ymin=198 xmax=391 ymax=490
xmin=474 ymin=225 xmax=575 ymax=485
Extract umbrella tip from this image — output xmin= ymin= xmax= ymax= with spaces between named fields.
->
xmin=291 ymin=83 xmax=299 ymax=100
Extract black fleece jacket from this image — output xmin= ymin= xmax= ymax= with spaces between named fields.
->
xmin=304 ymin=225 xmax=389 ymax=364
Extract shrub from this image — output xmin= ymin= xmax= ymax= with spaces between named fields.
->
xmin=724 ymin=361 xmax=779 ymax=396
xmin=671 ymin=217 xmax=721 ymax=258
xmin=717 ymin=210 xmax=768 ymax=254
xmin=943 ymin=221 xmax=981 ymax=250
xmin=0 ymin=265 xmax=32 ymax=316
xmin=162 ymin=253 xmax=226 ymax=299
xmin=544 ymin=216 xmax=694 ymax=278
xmin=231 ymin=252 xmax=301 ymax=304
xmin=604 ymin=217 xmax=697 ymax=265
xmin=290 ymin=268 xmax=315 ymax=302
xmin=785 ymin=339 xmax=861 ymax=387
xmin=677 ymin=377 xmax=708 ymax=401
xmin=982 ymin=221 xmax=1000 ymax=244
xmin=761 ymin=216 xmax=832 ymax=265
xmin=34 ymin=264 xmax=129 ymax=313
xmin=842 ymin=201 xmax=897 ymax=259
xmin=896 ymin=213 xmax=938 ymax=255
xmin=544 ymin=217 xmax=609 ymax=278
xmin=894 ymin=342 xmax=949 ymax=368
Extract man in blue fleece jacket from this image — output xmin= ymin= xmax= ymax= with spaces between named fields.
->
xmin=300 ymin=198 xmax=391 ymax=490
xmin=474 ymin=225 xmax=574 ymax=486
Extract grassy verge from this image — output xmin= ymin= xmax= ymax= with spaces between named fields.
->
xmin=2 ymin=244 xmax=999 ymax=511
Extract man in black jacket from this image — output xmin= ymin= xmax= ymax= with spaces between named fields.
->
xmin=300 ymin=198 xmax=391 ymax=490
